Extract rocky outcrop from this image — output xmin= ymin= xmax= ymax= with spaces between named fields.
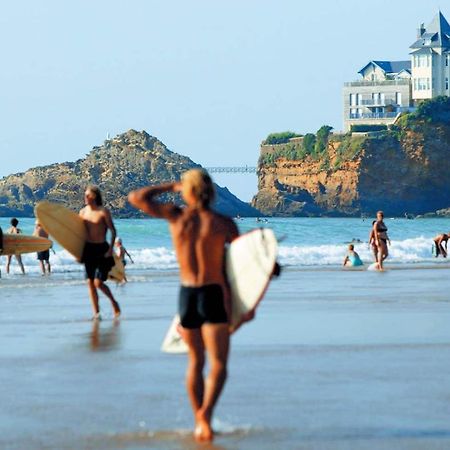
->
xmin=252 ymin=98 xmax=450 ymax=217
xmin=0 ymin=129 xmax=260 ymax=217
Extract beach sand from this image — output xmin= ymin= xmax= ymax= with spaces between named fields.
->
xmin=1 ymin=267 xmax=450 ymax=449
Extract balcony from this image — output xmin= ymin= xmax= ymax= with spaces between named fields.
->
xmin=349 ymin=112 xmax=399 ymax=119
xmin=360 ymin=98 xmax=397 ymax=107
xmin=344 ymin=79 xmax=410 ymax=87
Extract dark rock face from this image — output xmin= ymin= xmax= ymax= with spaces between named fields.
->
xmin=0 ymin=129 xmax=260 ymax=217
xmin=252 ymin=122 xmax=450 ymax=217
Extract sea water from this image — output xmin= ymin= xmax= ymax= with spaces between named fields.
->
xmin=0 ymin=216 xmax=448 ymax=277
xmin=1 ymin=217 xmax=450 ymax=449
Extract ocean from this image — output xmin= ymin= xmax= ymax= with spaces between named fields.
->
xmin=1 ymin=216 xmax=450 ymax=449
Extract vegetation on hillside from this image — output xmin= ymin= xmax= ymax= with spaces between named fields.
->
xmin=260 ymin=97 xmax=450 ymax=170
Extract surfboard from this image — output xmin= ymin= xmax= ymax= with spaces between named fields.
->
xmin=34 ymin=201 xmax=125 ymax=282
xmin=1 ymin=234 xmax=52 ymax=255
xmin=161 ymin=228 xmax=278 ymax=353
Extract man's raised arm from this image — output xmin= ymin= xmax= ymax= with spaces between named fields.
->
xmin=128 ymin=183 xmax=182 ymax=220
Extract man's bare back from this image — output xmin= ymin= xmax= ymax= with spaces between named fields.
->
xmin=170 ymin=208 xmax=237 ymax=287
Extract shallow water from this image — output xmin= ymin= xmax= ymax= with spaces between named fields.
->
xmin=1 ymin=217 xmax=450 ymax=277
xmin=1 ymin=267 xmax=450 ymax=449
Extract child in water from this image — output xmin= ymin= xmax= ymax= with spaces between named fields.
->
xmin=343 ymin=244 xmax=364 ymax=267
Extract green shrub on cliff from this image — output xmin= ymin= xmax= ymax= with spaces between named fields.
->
xmin=264 ymin=131 xmax=300 ymax=145
xmin=314 ymin=125 xmax=333 ymax=156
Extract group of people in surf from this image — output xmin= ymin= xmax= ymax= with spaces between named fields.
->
xmin=0 ymin=216 xmax=133 ymax=278
xmin=343 ymin=210 xmax=391 ymax=270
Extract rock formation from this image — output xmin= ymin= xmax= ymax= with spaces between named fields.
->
xmin=0 ymin=129 xmax=259 ymax=217
xmin=252 ymin=97 xmax=450 ymax=217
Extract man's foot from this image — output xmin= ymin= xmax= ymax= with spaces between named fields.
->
xmin=194 ymin=411 xmax=213 ymax=442
xmin=92 ymin=313 xmax=102 ymax=321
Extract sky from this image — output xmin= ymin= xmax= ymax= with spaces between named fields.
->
xmin=0 ymin=0 xmax=444 ymax=200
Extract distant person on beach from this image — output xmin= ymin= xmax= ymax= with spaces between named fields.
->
xmin=79 ymin=186 xmax=121 ymax=320
xmin=114 ymin=237 xmax=134 ymax=266
xmin=114 ymin=237 xmax=133 ymax=282
xmin=128 ymin=169 xmax=243 ymax=443
xmin=373 ymin=211 xmax=390 ymax=270
xmin=368 ymin=220 xmax=378 ymax=264
xmin=33 ymin=220 xmax=51 ymax=275
xmin=6 ymin=218 xmax=25 ymax=275
xmin=433 ymin=233 xmax=449 ymax=257
xmin=343 ymin=244 xmax=363 ymax=267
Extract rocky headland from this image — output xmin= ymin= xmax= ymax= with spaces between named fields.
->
xmin=0 ymin=130 xmax=259 ymax=217
xmin=252 ymin=97 xmax=450 ymax=217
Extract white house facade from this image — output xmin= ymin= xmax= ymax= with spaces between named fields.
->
xmin=343 ymin=11 xmax=450 ymax=132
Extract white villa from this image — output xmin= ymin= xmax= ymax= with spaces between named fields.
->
xmin=343 ymin=11 xmax=450 ymax=131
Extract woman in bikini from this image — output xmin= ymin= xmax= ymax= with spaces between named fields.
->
xmin=373 ymin=211 xmax=390 ymax=270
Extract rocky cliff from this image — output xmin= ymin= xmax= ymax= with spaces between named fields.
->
xmin=252 ymin=97 xmax=450 ymax=217
xmin=0 ymin=129 xmax=259 ymax=217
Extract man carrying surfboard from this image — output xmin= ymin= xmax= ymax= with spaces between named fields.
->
xmin=79 ymin=186 xmax=121 ymax=319
xmin=128 ymin=169 xmax=241 ymax=442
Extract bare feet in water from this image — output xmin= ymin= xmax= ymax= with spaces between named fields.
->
xmin=194 ymin=410 xmax=213 ymax=442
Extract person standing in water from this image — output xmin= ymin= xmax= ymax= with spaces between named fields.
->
xmin=373 ymin=211 xmax=390 ymax=270
xmin=368 ymin=220 xmax=378 ymax=265
xmin=6 ymin=218 xmax=26 ymax=275
xmin=128 ymin=169 xmax=242 ymax=442
xmin=79 ymin=186 xmax=121 ymax=320
xmin=433 ymin=233 xmax=449 ymax=257
xmin=33 ymin=220 xmax=51 ymax=275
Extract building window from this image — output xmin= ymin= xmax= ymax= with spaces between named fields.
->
xmin=446 ymin=54 xmax=449 ymax=67
xmin=414 ymin=78 xmax=418 ymax=90
xmin=427 ymin=78 xmax=430 ymax=90
xmin=446 ymin=78 xmax=449 ymax=90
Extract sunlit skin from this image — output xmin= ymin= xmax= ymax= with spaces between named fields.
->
xmin=79 ymin=188 xmax=120 ymax=317
xmin=433 ymin=233 xmax=449 ymax=257
xmin=128 ymin=177 xmax=244 ymax=442
xmin=373 ymin=211 xmax=390 ymax=270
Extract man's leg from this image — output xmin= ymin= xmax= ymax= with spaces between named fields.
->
xmin=6 ymin=255 xmax=11 ymax=274
xmin=39 ymin=260 xmax=45 ymax=275
xmin=183 ymin=329 xmax=205 ymax=417
xmin=87 ymin=279 xmax=100 ymax=316
xmin=95 ymin=279 xmax=121 ymax=317
xmin=195 ymin=323 xmax=230 ymax=442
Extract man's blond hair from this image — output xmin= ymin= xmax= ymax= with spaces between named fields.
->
xmin=181 ymin=168 xmax=215 ymax=209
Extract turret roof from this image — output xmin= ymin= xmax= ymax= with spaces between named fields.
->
xmin=410 ymin=11 xmax=450 ymax=49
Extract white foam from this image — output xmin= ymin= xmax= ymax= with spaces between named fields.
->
xmin=0 ymin=236 xmax=443 ymax=276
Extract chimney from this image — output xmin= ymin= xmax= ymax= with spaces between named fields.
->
xmin=417 ymin=23 xmax=425 ymax=38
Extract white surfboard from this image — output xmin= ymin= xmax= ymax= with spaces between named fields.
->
xmin=161 ymin=228 xmax=278 ymax=353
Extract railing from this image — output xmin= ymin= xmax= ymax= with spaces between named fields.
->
xmin=205 ymin=166 xmax=257 ymax=174
xmin=349 ymin=112 xmax=398 ymax=119
xmin=360 ymin=98 xmax=397 ymax=106
xmin=344 ymin=79 xmax=410 ymax=87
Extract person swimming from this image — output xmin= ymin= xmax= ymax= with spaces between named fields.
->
xmin=343 ymin=244 xmax=363 ymax=267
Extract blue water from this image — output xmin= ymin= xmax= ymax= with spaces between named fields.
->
xmin=1 ymin=216 xmax=449 ymax=276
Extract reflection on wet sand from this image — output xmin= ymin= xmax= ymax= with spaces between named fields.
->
xmin=89 ymin=319 xmax=121 ymax=352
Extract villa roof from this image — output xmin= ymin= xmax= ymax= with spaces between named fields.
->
xmin=358 ymin=60 xmax=411 ymax=76
xmin=410 ymin=11 xmax=450 ymax=49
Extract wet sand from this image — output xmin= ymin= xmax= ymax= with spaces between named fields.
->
xmin=1 ymin=268 xmax=450 ymax=449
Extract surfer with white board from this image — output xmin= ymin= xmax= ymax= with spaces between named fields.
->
xmin=79 ymin=186 xmax=121 ymax=320
xmin=128 ymin=169 xmax=243 ymax=443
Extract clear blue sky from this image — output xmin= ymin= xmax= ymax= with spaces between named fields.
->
xmin=0 ymin=0 xmax=443 ymax=200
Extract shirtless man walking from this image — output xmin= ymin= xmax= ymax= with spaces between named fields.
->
xmin=128 ymin=169 xmax=239 ymax=442
xmin=79 ymin=186 xmax=121 ymax=319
